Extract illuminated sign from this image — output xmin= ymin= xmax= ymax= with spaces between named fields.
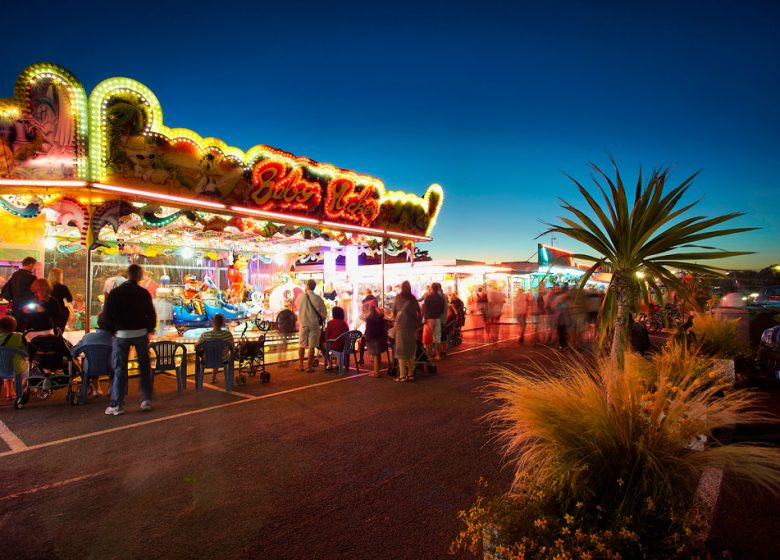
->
xmin=250 ymin=160 xmax=321 ymax=213
xmin=324 ymin=178 xmax=380 ymax=227
xmin=1 ymin=63 xmax=444 ymax=238
xmin=538 ymin=244 xmax=574 ymax=268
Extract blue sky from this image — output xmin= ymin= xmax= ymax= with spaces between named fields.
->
xmin=2 ymin=0 xmax=778 ymax=268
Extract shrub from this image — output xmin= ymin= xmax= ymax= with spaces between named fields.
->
xmin=453 ymin=352 xmax=780 ymax=558
xmin=691 ymin=312 xmax=749 ymax=360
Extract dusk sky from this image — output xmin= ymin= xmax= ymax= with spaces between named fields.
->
xmin=2 ymin=0 xmax=778 ymax=269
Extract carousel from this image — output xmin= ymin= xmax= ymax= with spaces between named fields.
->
xmin=0 ymin=63 xmax=444 ymax=354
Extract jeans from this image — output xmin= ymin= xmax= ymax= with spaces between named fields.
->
xmin=111 ymin=335 xmax=152 ymax=407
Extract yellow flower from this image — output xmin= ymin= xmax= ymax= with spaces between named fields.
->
xmin=564 ymin=513 xmax=575 ymax=525
xmin=534 ymin=517 xmax=548 ymax=529
xmin=575 ymin=501 xmax=584 ymax=508
xmin=581 ymin=552 xmax=593 ymax=560
xmin=617 ymin=478 xmax=624 ymax=487
xmin=561 ymin=527 xmax=571 ymax=535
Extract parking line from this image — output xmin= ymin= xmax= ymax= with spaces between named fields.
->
xmin=0 ymin=373 xmax=367 ymax=459
xmin=0 ymin=334 xmax=517 ymax=460
xmin=0 ymin=420 xmax=27 ymax=452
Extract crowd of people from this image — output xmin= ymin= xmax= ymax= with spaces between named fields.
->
xmin=512 ymin=284 xmax=604 ymax=349
xmin=0 ymin=259 xmax=158 ymax=415
xmin=313 ymin=280 xmax=465 ymax=382
xmin=1 ymin=255 xmax=609 ymax=414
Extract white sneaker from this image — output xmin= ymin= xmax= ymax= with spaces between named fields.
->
xmin=140 ymin=400 xmax=152 ymax=411
xmin=104 ymin=405 xmax=124 ymax=416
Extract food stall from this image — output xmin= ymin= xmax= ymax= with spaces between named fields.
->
xmin=0 ymin=62 xmax=444 ymax=355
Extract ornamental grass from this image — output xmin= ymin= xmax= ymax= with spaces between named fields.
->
xmin=484 ymin=350 xmax=780 ymax=518
xmin=690 ymin=312 xmax=749 ymax=360
xmin=453 ymin=346 xmax=780 ymax=558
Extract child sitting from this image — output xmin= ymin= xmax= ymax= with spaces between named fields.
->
xmin=0 ymin=316 xmax=27 ymax=400
xmin=197 ymin=313 xmax=234 ymax=384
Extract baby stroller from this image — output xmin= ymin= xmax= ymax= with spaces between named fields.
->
xmin=235 ymin=322 xmax=270 ymax=386
xmin=445 ymin=318 xmax=463 ymax=348
xmin=16 ymin=334 xmax=82 ymax=408
xmin=388 ymin=326 xmax=437 ymax=377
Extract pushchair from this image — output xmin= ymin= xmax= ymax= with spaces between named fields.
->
xmin=387 ymin=325 xmax=437 ymax=377
xmin=235 ymin=322 xmax=270 ymax=385
xmin=445 ymin=318 xmax=463 ymax=348
xmin=16 ymin=334 xmax=82 ymax=408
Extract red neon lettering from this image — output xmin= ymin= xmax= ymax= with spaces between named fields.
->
xmin=250 ymin=161 xmax=322 ymax=212
xmin=324 ymin=178 xmax=380 ymax=227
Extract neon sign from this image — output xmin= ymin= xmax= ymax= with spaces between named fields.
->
xmin=1 ymin=63 xmax=445 ymax=238
xmin=250 ymin=160 xmax=321 ymax=213
xmin=325 ymin=178 xmax=380 ymax=227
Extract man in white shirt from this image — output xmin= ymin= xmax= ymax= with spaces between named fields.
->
xmin=295 ymin=279 xmax=327 ymax=373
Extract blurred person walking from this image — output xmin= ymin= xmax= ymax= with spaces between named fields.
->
xmin=514 ymin=288 xmax=531 ymax=344
xmin=485 ymin=285 xmax=505 ymax=342
xmin=103 ymin=264 xmax=157 ymax=415
xmin=554 ymin=284 xmax=572 ymax=348
xmin=534 ymin=286 xmax=547 ymax=345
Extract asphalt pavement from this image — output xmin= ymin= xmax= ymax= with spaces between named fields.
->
xmin=0 ymin=326 xmax=778 ymax=559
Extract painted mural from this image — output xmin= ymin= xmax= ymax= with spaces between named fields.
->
xmin=0 ymin=64 xmax=87 ymax=180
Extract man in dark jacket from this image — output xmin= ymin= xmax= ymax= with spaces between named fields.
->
xmin=1 ymin=256 xmax=37 ymax=330
xmin=102 ymin=264 xmax=157 ymax=415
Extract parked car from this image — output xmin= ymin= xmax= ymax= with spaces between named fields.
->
xmin=758 ymin=325 xmax=780 ymax=380
xmin=754 ymin=286 xmax=780 ymax=308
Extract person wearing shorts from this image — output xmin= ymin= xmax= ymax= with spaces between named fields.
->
xmin=295 ymin=279 xmax=327 ymax=373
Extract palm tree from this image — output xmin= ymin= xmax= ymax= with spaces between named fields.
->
xmin=543 ymin=157 xmax=754 ymax=365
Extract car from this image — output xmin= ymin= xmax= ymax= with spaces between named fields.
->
xmin=754 ymin=286 xmax=780 ymax=308
xmin=759 ymin=325 xmax=780 ymax=380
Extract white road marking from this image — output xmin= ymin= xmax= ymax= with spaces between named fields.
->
xmin=0 ymin=420 xmax=27 ymax=452
xmin=0 ymin=334 xmax=517 ymax=460
xmin=0 ymin=373 xmax=367 ymax=459
xmin=182 ymin=377 xmax=256 ymax=400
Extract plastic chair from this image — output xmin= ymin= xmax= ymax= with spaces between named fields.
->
xmin=0 ymin=346 xmax=29 ymax=408
xmin=324 ymin=330 xmax=362 ymax=374
xmin=150 ymin=341 xmax=188 ymax=394
xmin=71 ymin=343 xmax=113 ymax=405
xmin=195 ymin=339 xmax=235 ymax=392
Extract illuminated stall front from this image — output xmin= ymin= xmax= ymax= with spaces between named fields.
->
xmin=0 ymin=63 xmax=444 ymax=350
xmin=295 ymin=257 xmax=531 ymax=330
xmin=534 ymin=244 xmax=610 ymax=290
